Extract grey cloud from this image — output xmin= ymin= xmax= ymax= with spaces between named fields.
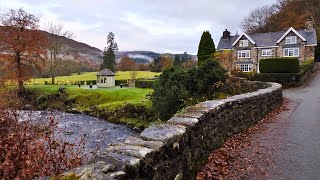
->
xmin=0 ymin=0 xmax=277 ymax=54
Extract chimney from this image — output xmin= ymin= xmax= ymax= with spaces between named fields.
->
xmin=222 ymin=29 xmax=231 ymax=39
xmin=305 ymin=19 xmax=314 ymax=31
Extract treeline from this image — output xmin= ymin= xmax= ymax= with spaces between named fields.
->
xmin=116 ymin=52 xmax=197 ymax=72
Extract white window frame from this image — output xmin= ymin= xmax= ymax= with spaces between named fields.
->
xmin=238 ymin=50 xmax=250 ymax=58
xmin=283 ymin=48 xmax=299 ymax=57
xmin=237 ymin=64 xmax=253 ymax=72
xmin=285 ymin=36 xmax=297 ymax=44
xmin=262 ymin=49 xmax=273 ymax=56
xmin=239 ymin=40 xmax=249 ymax=47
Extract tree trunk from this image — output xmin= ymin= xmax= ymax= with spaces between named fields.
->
xmin=51 ymin=76 xmax=55 ymax=85
xmin=16 ymin=52 xmax=25 ymax=95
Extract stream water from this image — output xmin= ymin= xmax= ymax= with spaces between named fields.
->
xmin=19 ymin=111 xmax=139 ymax=154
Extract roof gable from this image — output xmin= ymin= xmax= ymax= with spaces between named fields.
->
xmin=232 ymin=33 xmax=256 ymax=46
xmin=217 ymin=28 xmax=317 ymax=50
xmin=97 ymin=69 xmax=116 ymax=76
xmin=276 ymin=27 xmax=306 ymax=43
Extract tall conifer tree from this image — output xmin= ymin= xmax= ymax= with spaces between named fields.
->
xmin=197 ymin=31 xmax=216 ymax=65
xmin=101 ymin=32 xmax=118 ymax=72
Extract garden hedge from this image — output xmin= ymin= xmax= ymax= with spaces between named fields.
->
xmin=259 ymin=57 xmax=300 ymax=73
xmin=115 ymin=80 xmax=128 ymax=86
xmin=234 ymin=59 xmax=314 ymax=88
xmin=135 ymin=80 xmax=155 ymax=88
xmin=86 ymin=80 xmax=97 ymax=85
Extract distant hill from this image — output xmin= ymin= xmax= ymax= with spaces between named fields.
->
xmin=0 ymin=26 xmax=197 ymax=67
xmin=116 ymin=51 xmax=197 ymax=64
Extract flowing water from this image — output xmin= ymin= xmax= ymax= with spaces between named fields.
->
xmin=19 ymin=111 xmax=139 ymax=154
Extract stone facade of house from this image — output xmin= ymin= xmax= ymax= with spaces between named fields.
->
xmin=217 ymin=25 xmax=317 ymax=73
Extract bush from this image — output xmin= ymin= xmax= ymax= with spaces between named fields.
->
xmin=86 ymin=80 xmax=97 ymax=85
xmin=135 ymin=80 xmax=155 ymax=88
xmin=259 ymin=57 xmax=300 ymax=73
xmin=151 ymin=58 xmax=226 ymax=120
xmin=151 ymin=68 xmax=190 ymax=120
xmin=251 ymin=59 xmax=314 ymax=87
xmin=115 ymin=80 xmax=127 ymax=86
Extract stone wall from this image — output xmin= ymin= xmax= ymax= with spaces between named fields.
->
xmin=64 ymin=81 xmax=283 ymax=180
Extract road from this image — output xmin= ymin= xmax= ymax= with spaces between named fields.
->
xmin=276 ymin=68 xmax=320 ymax=179
xmin=197 ymin=66 xmax=320 ymax=179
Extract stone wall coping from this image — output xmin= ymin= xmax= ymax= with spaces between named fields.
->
xmin=63 ymin=82 xmax=282 ymax=179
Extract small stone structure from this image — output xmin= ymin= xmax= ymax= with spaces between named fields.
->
xmin=97 ymin=69 xmax=116 ymax=88
xmin=64 ymin=81 xmax=282 ymax=179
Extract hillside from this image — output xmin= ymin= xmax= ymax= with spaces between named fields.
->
xmin=0 ymin=26 xmax=197 ymax=67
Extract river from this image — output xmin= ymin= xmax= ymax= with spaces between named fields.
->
xmin=19 ymin=111 xmax=139 ymax=154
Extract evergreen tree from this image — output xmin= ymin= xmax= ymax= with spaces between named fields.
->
xmin=173 ymin=54 xmax=181 ymax=67
xmin=197 ymin=31 xmax=216 ymax=65
xmin=181 ymin=52 xmax=191 ymax=63
xmin=101 ymin=32 xmax=118 ymax=72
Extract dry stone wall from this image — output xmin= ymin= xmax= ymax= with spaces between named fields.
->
xmin=65 ymin=82 xmax=283 ymax=180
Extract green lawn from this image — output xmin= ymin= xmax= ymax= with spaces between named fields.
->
xmin=26 ymin=85 xmax=155 ymax=129
xmin=27 ymin=85 xmax=153 ymax=110
xmin=29 ymin=71 xmax=161 ymax=85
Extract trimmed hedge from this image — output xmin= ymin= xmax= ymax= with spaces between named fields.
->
xmin=115 ymin=80 xmax=127 ymax=86
xmin=234 ymin=59 xmax=314 ymax=88
xmin=259 ymin=57 xmax=300 ymax=73
xmin=86 ymin=80 xmax=97 ymax=85
xmin=136 ymin=80 xmax=155 ymax=88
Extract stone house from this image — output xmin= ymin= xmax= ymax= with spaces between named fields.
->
xmin=97 ymin=69 xmax=116 ymax=88
xmin=217 ymin=21 xmax=317 ymax=72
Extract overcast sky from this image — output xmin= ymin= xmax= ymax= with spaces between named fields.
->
xmin=0 ymin=0 xmax=277 ymax=54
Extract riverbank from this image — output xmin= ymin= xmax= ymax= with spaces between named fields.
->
xmin=23 ymin=85 xmax=157 ymax=130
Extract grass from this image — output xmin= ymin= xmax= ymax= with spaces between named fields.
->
xmin=29 ymin=71 xmax=161 ymax=85
xmin=27 ymin=85 xmax=153 ymax=110
xmin=26 ymin=85 xmax=155 ymax=129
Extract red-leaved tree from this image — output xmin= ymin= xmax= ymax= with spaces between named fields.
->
xmin=0 ymin=9 xmax=47 ymax=95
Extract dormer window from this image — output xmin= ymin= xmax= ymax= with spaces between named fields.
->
xmin=285 ymin=36 xmax=297 ymax=44
xmin=239 ymin=40 xmax=249 ymax=47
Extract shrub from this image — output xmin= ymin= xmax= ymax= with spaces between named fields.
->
xmin=151 ymin=58 xmax=226 ymax=120
xmin=115 ymin=80 xmax=127 ymax=86
xmin=259 ymin=57 xmax=300 ymax=73
xmin=151 ymin=68 xmax=190 ymax=120
xmin=86 ymin=80 xmax=97 ymax=85
xmin=135 ymin=80 xmax=155 ymax=88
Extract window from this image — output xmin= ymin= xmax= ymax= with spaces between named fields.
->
xmin=237 ymin=64 xmax=253 ymax=72
xmin=239 ymin=40 xmax=249 ymax=47
xmin=283 ymin=48 xmax=299 ymax=57
xmin=285 ymin=36 xmax=297 ymax=44
xmin=238 ymin=50 xmax=250 ymax=58
xmin=262 ymin=49 xmax=272 ymax=56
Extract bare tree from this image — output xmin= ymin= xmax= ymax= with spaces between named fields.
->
xmin=129 ymin=63 xmax=139 ymax=87
xmin=241 ymin=5 xmax=278 ymax=34
xmin=46 ymin=23 xmax=74 ymax=84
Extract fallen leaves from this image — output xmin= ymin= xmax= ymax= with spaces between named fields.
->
xmin=197 ymin=99 xmax=290 ymax=180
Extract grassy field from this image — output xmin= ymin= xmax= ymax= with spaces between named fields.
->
xmin=29 ymin=71 xmax=161 ymax=85
xmin=27 ymin=85 xmax=153 ymax=109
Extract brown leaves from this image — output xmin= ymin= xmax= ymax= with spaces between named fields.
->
xmin=0 ymin=90 xmax=88 ymax=179
xmin=0 ymin=9 xmax=47 ymax=94
xmin=197 ymin=99 xmax=289 ymax=180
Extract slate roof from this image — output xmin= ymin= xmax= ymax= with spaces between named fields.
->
xmin=217 ymin=28 xmax=317 ymax=50
xmin=97 ymin=69 xmax=116 ymax=76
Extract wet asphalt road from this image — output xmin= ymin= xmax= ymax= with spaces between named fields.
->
xmin=277 ymin=69 xmax=320 ymax=179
